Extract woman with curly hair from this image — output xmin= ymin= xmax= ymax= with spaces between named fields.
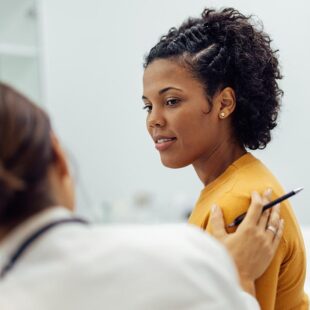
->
xmin=142 ymin=7 xmax=308 ymax=309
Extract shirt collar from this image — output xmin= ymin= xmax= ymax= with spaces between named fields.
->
xmin=0 ymin=207 xmax=73 ymax=268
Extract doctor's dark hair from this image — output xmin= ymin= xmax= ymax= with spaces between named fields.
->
xmin=144 ymin=8 xmax=283 ymax=150
xmin=0 ymin=83 xmax=56 ymax=226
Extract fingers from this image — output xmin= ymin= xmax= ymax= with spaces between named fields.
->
xmin=242 ymin=191 xmax=264 ymax=226
xmin=242 ymin=188 xmax=273 ymax=227
xmin=257 ymin=188 xmax=272 ymax=229
xmin=209 ymin=204 xmax=227 ymax=240
xmin=258 ymin=208 xmax=271 ymax=230
xmin=272 ymin=219 xmax=285 ymax=251
xmin=262 ymin=188 xmax=272 ymax=204
xmin=265 ymin=204 xmax=281 ymax=240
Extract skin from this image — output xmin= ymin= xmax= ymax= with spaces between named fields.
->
xmin=143 ymin=59 xmax=246 ymax=186
xmin=210 ymin=190 xmax=284 ymax=296
xmin=47 ymin=133 xmax=75 ymax=212
xmin=0 ymin=131 xmax=284 ymax=298
xmin=50 ymin=134 xmax=284 ymax=297
xmin=143 ymin=58 xmax=284 ymax=296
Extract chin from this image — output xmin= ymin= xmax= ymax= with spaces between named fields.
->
xmin=160 ymin=157 xmax=191 ymax=169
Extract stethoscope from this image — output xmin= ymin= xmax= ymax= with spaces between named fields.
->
xmin=0 ymin=218 xmax=88 ymax=279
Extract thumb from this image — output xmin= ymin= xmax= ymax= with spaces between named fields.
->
xmin=209 ymin=204 xmax=227 ymax=240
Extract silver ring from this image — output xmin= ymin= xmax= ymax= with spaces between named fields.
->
xmin=266 ymin=225 xmax=277 ymax=234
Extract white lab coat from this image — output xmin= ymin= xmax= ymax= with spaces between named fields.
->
xmin=0 ymin=207 xmax=259 ymax=310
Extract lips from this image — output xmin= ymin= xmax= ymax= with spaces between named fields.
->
xmin=153 ymin=135 xmax=177 ymax=151
xmin=156 ymin=138 xmax=175 ymax=144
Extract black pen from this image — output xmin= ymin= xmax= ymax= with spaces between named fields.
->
xmin=227 ymin=187 xmax=304 ymax=228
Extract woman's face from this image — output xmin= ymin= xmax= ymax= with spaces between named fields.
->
xmin=143 ymin=59 xmax=227 ymax=168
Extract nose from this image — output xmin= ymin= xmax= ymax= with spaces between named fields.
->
xmin=147 ymin=109 xmax=166 ymax=128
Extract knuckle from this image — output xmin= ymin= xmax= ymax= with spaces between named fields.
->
xmin=255 ymin=231 xmax=264 ymax=242
xmin=263 ymin=209 xmax=270 ymax=217
xmin=244 ymin=226 xmax=256 ymax=235
xmin=269 ymin=218 xmax=280 ymax=228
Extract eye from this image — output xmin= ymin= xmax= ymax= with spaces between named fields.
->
xmin=166 ymin=98 xmax=180 ymax=107
xmin=143 ymin=104 xmax=152 ymax=113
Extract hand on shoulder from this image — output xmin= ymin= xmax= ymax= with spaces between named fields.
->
xmin=209 ymin=189 xmax=284 ymax=296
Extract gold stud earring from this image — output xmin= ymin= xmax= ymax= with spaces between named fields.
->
xmin=219 ymin=112 xmax=225 ymax=119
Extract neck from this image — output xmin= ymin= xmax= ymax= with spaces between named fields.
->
xmin=0 ymin=225 xmax=16 ymax=243
xmin=193 ymin=137 xmax=246 ymax=186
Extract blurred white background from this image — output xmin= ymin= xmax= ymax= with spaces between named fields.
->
xmin=0 ymin=0 xmax=40 ymax=102
xmin=0 ymin=0 xmax=309 ymax=226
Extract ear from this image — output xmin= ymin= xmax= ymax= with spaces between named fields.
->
xmin=50 ymin=132 xmax=70 ymax=178
xmin=215 ymin=87 xmax=236 ymax=119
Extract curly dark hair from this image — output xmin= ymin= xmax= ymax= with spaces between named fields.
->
xmin=144 ymin=8 xmax=283 ymax=150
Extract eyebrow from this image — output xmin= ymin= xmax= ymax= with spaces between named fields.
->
xmin=142 ymin=87 xmax=183 ymax=100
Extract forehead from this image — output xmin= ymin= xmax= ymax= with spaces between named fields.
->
xmin=143 ymin=59 xmax=202 ymax=93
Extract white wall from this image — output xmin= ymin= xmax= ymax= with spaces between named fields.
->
xmin=0 ymin=0 xmax=41 ymax=103
xmin=39 ymin=0 xmax=310 ymax=223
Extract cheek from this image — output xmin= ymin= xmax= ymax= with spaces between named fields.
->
xmin=175 ymin=112 xmax=208 ymax=141
xmin=177 ymin=113 xmax=219 ymax=155
xmin=146 ymin=116 xmax=151 ymax=135
xmin=64 ymin=175 xmax=75 ymax=211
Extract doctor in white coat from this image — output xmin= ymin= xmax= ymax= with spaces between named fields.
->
xmin=0 ymin=83 xmax=283 ymax=309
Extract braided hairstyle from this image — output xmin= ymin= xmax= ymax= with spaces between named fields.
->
xmin=0 ymin=83 xmax=56 ymax=227
xmin=144 ymin=8 xmax=283 ymax=150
